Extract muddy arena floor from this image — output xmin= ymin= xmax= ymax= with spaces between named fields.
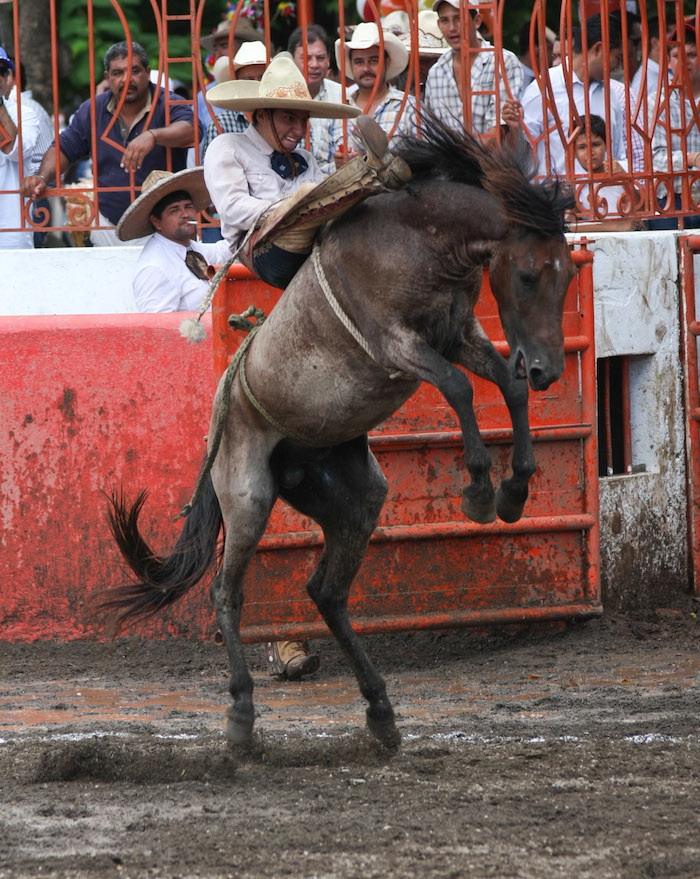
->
xmin=0 ymin=608 xmax=698 ymax=879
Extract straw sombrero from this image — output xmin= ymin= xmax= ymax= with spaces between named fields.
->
xmin=401 ymin=10 xmax=449 ymax=57
xmin=207 ymin=54 xmax=361 ymax=118
xmin=335 ymin=21 xmax=409 ymax=81
xmin=212 ymin=41 xmax=268 ymax=84
xmin=200 ymin=18 xmax=263 ymax=53
xmin=117 ymin=168 xmax=211 ymax=241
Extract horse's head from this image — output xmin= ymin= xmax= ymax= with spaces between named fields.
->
xmin=488 ymin=229 xmax=575 ymax=392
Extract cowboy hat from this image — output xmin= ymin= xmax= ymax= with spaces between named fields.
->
xmin=207 ymin=54 xmax=361 ymax=118
xmin=117 ymin=168 xmax=212 ymax=241
xmin=400 ymin=10 xmax=449 ymax=56
xmin=213 ymin=41 xmax=268 ymax=84
xmin=200 ymin=18 xmax=263 ymax=53
xmin=335 ymin=21 xmax=409 ymax=80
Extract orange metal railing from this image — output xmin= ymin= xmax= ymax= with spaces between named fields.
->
xmin=2 ymin=0 xmax=700 ymax=241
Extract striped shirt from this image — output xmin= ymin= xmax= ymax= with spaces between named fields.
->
xmin=424 ymin=41 xmax=523 ymax=134
xmin=316 ymin=86 xmax=417 ymax=175
xmin=201 ymin=109 xmax=250 ymax=159
xmin=649 ymin=87 xmax=700 ymax=197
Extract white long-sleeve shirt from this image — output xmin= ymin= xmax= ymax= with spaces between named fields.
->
xmin=203 ymin=123 xmax=324 ymax=250
xmin=132 ymin=232 xmax=232 ymax=312
xmin=0 ymin=91 xmax=39 ymax=249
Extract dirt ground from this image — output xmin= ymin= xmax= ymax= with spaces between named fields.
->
xmin=0 ymin=604 xmax=698 ymax=879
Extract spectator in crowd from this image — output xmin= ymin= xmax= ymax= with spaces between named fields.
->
xmin=21 ymin=41 xmax=198 ymax=246
xmin=317 ymin=22 xmax=416 ymax=175
xmin=288 ymin=24 xmax=343 ymax=162
xmin=552 ymin=35 xmax=562 ymax=67
xmin=0 ymin=45 xmax=39 ymax=249
xmin=517 ymin=20 xmax=556 ymax=91
xmin=631 ymin=18 xmax=669 ymax=97
xmin=201 ymin=41 xmax=267 ymax=159
xmin=197 ymin=16 xmax=263 ymax=135
xmin=117 ymin=168 xmax=231 ymax=312
xmin=521 ymin=13 xmax=625 ymax=177
xmin=398 ymin=9 xmax=449 ymax=99
xmin=572 ymin=114 xmax=642 ymax=231
xmin=425 ymin=0 xmax=523 ymax=136
xmin=2 ymin=54 xmax=54 ymax=246
xmin=648 ymin=22 xmax=700 ymax=229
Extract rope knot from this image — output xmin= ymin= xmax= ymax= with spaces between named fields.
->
xmin=228 ymin=305 xmax=267 ymax=334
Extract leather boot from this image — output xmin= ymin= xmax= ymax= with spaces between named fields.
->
xmin=266 ymin=640 xmax=320 ymax=680
xmin=354 ymin=114 xmax=412 ymax=189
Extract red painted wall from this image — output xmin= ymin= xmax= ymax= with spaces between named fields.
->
xmin=0 ymin=314 xmax=218 ymax=641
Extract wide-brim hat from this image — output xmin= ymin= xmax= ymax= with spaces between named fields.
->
xmin=335 ymin=21 xmax=409 ymax=80
xmin=400 ymin=10 xmax=449 ymax=56
xmin=213 ymin=41 xmax=268 ymax=84
xmin=207 ymin=54 xmax=361 ymax=118
xmin=117 ymin=168 xmax=211 ymax=241
xmin=200 ymin=18 xmax=263 ymax=53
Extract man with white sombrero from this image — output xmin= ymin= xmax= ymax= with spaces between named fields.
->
xmin=201 ymin=41 xmax=268 ymax=160
xmin=204 ymin=52 xmax=410 ymax=290
xmin=317 ymin=22 xmax=417 ymax=175
xmin=117 ymin=167 xmax=231 ymax=312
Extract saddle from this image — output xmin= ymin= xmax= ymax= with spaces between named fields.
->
xmin=239 ymin=147 xmax=412 ymax=274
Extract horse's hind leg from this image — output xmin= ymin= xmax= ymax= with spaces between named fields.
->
xmin=276 ymin=436 xmax=399 ymax=747
xmin=210 ymin=429 xmax=279 ymax=747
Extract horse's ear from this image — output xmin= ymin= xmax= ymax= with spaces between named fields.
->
xmin=467 ymin=240 xmax=497 ymax=265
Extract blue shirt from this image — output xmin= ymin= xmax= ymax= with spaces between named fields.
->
xmin=58 ymin=84 xmax=199 ymax=225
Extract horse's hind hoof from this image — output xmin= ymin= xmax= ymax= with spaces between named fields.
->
xmin=225 ymin=706 xmax=255 ymax=747
xmin=495 ymin=484 xmax=526 ymax=523
xmin=461 ymin=488 xmax=496 ymax=524
xmin=366 ymin=715 xmax=402 ymax=750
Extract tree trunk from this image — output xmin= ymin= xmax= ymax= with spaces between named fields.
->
xmin=18 ymin=0 xmax=56 ymax=111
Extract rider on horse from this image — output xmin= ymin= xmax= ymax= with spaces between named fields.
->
xmin=202 ymin=53 xmax=411 ymax=291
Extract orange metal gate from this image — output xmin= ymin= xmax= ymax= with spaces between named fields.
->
xmin=212 ymin=251 xmax=600 ymax=642
xmin=679 ymin=235 xmax=700 ymax=596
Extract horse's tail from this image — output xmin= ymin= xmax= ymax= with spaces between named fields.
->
xmin=99 ymin=471 xmax=223 ymax=626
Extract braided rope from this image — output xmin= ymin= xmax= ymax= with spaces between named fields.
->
xmin=239 ymin=351 xmax=307 ymax=444
xmin=311 ymin=245 xmax=406 ymax=380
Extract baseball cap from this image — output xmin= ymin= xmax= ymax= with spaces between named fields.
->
xmin=0 ymin=46 xmax=15 ymax=72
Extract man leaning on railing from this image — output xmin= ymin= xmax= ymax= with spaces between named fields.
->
xmin=20 ymin=40 xmax=199 ymax=247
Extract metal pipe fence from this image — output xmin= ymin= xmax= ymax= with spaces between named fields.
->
xmin=1 ymin=0 xmax=699 ymax=242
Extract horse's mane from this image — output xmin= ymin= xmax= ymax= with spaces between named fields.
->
xmin=394 ymin=114 xmax=575 ymax=238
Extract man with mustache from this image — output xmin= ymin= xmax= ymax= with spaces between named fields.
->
xmin=20 ymin=41 xmax=199 ymax=246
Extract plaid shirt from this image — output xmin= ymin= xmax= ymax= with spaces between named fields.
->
xmin=201 ymin=109 xmax=250 ymax=159
xmin=609 ymin=79 xmax=644 ymax=174
xmin=649 ymin=86 xmax=700 ymax=196
xmin=316 ymin=86 xmax=417 ymax=175
xmin=424 ymin=41 xmax=523 ymax=134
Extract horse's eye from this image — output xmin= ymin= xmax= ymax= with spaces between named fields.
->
xmin=518 ymin=270 xmax=539 ymax=287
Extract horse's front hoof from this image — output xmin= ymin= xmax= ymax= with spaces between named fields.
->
xmin=366 ymin=714 xmax=402 ymax=749
xmin=495 ymin=483 xmax=526 ymax=523
xmin=461 ymin=487 xmax=496 ymax=524
xmin=225 ymin=706 xmax=255 ymax=747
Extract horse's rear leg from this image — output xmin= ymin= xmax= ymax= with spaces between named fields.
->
xmin=277 ymin=437 xmax=399 ymax=747
xmin=211 ymin=434 xmax=278 ymax=747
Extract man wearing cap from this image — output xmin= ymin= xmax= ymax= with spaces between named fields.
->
xmin=0 ymin=46 xmax=40 ymax=248
xmin=203 ymin=53 xmax=406 ymax=291
xmin=316 ymin=22 xmax=417 ymax=175
xmin=201 ymin=41 xmax=268 ymax=160
xmin=20 ymin=41 xmax=198 ymax=246
xmin=118 ymin=168 xmax=231 ymax=312
xmin=426 ymin=0 xmax=523 ymax=136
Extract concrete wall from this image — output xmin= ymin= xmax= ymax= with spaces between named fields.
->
xmin=0 ymin=246 xmax=140 ymax=315
xmin=571 ymin=231 xmax=689 ymax=611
